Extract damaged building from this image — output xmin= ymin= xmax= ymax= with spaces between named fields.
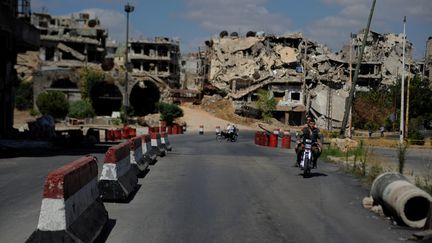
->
xmin=205 ymin=31 xmax=348 ymax=126
xmin=338 ymin=30 xmax=414 ymax=87
xmin=127 ymin=37 xmax=181 ymax=114
xmin=1 ymin=0 xmax=40 ymax=138
xmin=26 ymin=11 xmax=179 ymax=117
xmin=204 ymin=29 xmax=421 ymax=128
xmin=30 ymin=12 xmax=108 ymax=67
xmin=418 ymin=37 xmax=432 ymax=82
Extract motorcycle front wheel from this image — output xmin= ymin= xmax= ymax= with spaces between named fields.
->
xmin=216 ymin=134 xmax=224 ymax=142
xmin=303 ymin=157 xmax=310 ymax=178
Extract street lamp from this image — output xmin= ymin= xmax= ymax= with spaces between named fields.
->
xmin=124 ymin=3 xmax=134 ymax=123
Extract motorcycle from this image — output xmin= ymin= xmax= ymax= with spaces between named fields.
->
xmin=216 ymin=131 xmax=238 ymax=142
xmin=300 ymin=139 xmax=314 ymax=177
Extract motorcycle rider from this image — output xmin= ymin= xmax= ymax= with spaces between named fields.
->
xmin=226 ymin=123 xmax=236 ymax=140
xmin=296 ymin=119 xmax=322 ymax=168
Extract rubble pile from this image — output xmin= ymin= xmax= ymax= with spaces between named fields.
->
xmin=208 ymin=33 xmax=305 ymax=94
xmin=338 ymin=30 xmax=414 ymax=85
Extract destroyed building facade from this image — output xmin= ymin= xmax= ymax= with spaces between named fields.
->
xmin=28 ymin=11 xmax=179 ymax=117
xmin=30 ymin=12 xmax=108 ymax=67
xmin=418 ymin=37 xmax=432 ymax=82
xmin=338 ymin=30 xmax=414 ymax=87
xmin=204 ymin=29 xmax=423 ymax=128
xmin=129 ymin=37 xmax=180 ymax=87
xmin=0 ymin=0 xmax=39 ymax=138
xmin=205 ymin=32 xmax=348 ymax=126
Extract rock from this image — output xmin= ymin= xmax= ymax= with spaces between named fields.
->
xmin=362 ymin=196 xmax=374 ymax=209
xmin=371 ymin=205 xmax=385 ymax=217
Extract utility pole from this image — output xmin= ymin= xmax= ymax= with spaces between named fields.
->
xmin=124 ymin=3 xmax=134 ymax=124
xmin=348 ymin=33 xmax=354 ymax=138
xmin=400 ymin=16 xmax=406 ymax=144
xmin=405 ymin=63 xmax=411 ymax=139
xmin=340 ymin=0 xmax=376 ymax=138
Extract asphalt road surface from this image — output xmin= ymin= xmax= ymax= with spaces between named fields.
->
xmin=371 ymin=146 xmax=432 ymax=176
xmin=0 ymin=131 xmax=420 ymax=242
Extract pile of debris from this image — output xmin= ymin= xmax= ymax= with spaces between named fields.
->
xmin=338 ymin=30 xmax=414 ymax=85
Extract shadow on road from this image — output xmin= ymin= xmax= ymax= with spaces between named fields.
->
xmin=102 ymin=184 xmax=142 ymax=204
xmin=95 ymin=218 xmax=117 ymax=243
xmin=0 ymin=143 xmax=117 ymax=158
xmin=300 ymin=172 xmax=328 ymax=178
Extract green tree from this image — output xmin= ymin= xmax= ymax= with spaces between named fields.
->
xmin=68 ymin=100 xmax=95 ymax=119
xmin=15 ymin=81 xmax=33 ymax=110
xmin=79 ymin=68 xmax=105 ymax=99
xmin=353 ymin=88 xmax=393 ymax=130
xmin=157 ymin=102 xmax=184 ymax=125
xmin=407 ymin=75 xmax=432 ymax=129
xmin=256 ymin=89 xmax=276 ymax=122
xmin=36 ymin=91 xmax=69 ymax=119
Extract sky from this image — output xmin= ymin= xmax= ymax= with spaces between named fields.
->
xmin=31 ymin=0 xmax=432 ymax=59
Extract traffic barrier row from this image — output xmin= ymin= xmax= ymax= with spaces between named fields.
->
xmin=149 ymin=124 xmax=185 ymax=135
xmin=105 ymin=127 xmax=137 ymax=141
xmin=28 ymin=131 xmax=172 ymax=242
xmin=254 ymin=129 xmax=291 ymax=149
xmin=106 ymin=124 xmax=188 ymax=142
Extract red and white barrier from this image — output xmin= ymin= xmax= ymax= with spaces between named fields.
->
xmin=141 ymin=134 xmax=157 ymax=165
xmin=98 ymin=142 xmax=138 ymax=201
xmin=27 ymin=155 xmax=108 ymax=242
xmin=130 ymin=136 xmax=149 ymax=175
xmin=160 ymin=131 xmax=172 ymax=151
xmin=150 ymin=132 xmax=166 ymax=157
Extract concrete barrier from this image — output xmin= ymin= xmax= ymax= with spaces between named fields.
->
xmin=27 ymin=155 xmax=108 ymax=242
xmin=160 ymin=131 xmax=172 ymax=151
xmin=150 ymin=132 xmax=166 ymax=157
xmin=141 ymin=134 xmax=157 ymax=165
xmin=98 ymin=142 xmax=138 ymax=201
xmin=371 ymin=172 xmax=432 ymax=228
xmin=129 ymin=136 xmax=149 ymax=175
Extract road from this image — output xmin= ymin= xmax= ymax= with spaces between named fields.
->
xmin=371 ymin=147 xmax=432 ymax=176
xmin=0 ymin=131 xmax=418 ymax=242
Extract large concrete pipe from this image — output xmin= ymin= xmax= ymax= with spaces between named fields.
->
xmin=371 ymin=172 xmax=432 ymax=228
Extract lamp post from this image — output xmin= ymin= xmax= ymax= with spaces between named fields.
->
xmin=124 ymin=3 xmax=134 ymax=123
xmin=400 ymin=16 xmax=406 ymax=144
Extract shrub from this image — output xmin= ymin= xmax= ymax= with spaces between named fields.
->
xmin=29 ymin=108 xmax=40 ymax=117
xmin=68 ymin=100 xmax=95 ymax=119
xmin=15 ymin=81 xmax=33 ymax=110
xmin=157 ymin=102 xmax=183 ymax=125
xmin=408 ymin=129 xmax=425 ymax=145
xmin=256 ymin=89 xmax=276 ymax=123
xmin=36 ymin=91 xmax=69 ymax=119
xmin=79 ymin=68 xmax=105 ymax=99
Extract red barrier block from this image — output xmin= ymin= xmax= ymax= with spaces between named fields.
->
xmin=98 ymin=142 xmax=138 ymax=201
xmin=140 ymin=134 xmax=157 ymax=164
xmin=129 ymin=128 xmax=136 ymax=138
xmin=27 ymin=156 xmax=108 ymax=242
xmin=150 ymin=132 xmax=166 ymax=157
xmin=129 ymin=136 xmax=148 ymax=175
xmin=114 ymin=129 xmax=122 ymax=141
xmin=269 ymin=134 xmax=278 ymax=148
xmin=281 ymin=130 xmax=291 ymax=149
xmin=160 ymin=131 xmax=172 ymax=151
